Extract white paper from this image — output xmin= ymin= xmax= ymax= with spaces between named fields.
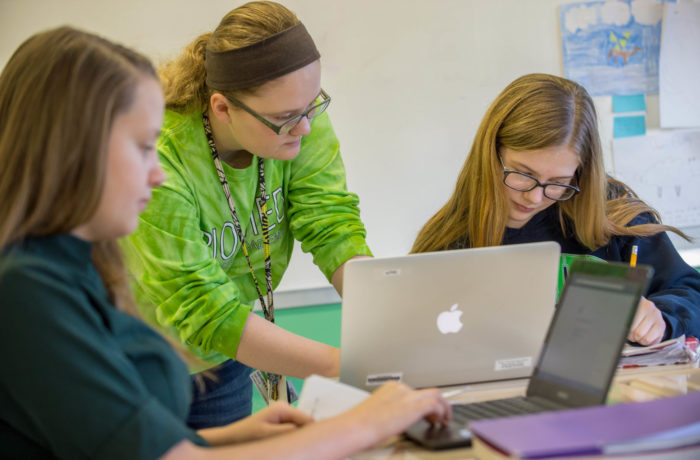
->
xmin=659 ymin=0 xmax=700 ymax=128
xmin=297 ymin=375 xmax=369 ymax=421
xmin=622 ymin=335 xmax=686 ymax=357
xmin=612 ymin=129 xmax=700 ymax=228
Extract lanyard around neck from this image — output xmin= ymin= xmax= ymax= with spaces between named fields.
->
xmin=202 ymin=113 xmax=274 ymax=323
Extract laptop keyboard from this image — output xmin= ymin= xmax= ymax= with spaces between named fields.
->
xmin=452 ymin=396 xmax=566 ymax=425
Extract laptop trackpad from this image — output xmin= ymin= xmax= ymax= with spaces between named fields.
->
xmin=403 ymin=419 xmax=473 ymax=450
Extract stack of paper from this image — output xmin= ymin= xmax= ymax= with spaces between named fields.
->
xmin=619 ymin=335 xmax=699 ymax=368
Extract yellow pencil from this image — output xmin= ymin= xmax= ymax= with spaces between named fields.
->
xmin=630 ymin=244 xmax=638 ymax=267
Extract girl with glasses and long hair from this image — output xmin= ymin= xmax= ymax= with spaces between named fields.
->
xmin=0 ymin=25 xmax=449 ymax=460
xmin=413 ymin=73 xmax=700 ymax=347
xmin=121 ymin=1 xmax=372 ymax=428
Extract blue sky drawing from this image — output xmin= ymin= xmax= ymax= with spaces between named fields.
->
xmin=560 ymin=0 xmax=666 ymax=96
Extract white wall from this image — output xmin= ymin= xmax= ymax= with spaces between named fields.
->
xmin=2 ymin=0 xmax=697 ymax=303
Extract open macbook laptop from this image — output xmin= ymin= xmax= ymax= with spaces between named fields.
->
xmin=340 ymin=241 xmax=560 ymax=391
xmin=404 ymin=260 xmax=653 ymax=450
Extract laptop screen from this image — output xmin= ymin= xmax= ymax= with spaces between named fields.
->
xmin=532 ymin=274 xmax=642 ymax=398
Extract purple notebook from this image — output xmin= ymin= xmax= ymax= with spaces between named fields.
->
xmin=469 ymin=391 xmax=700 ymax=458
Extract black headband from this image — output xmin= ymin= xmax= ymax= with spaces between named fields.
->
xmin=205 ymin=23 xmax=320 ymax=91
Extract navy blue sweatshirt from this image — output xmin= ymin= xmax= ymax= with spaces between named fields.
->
xmin=496 ymin=205 xmax=700 ymax=340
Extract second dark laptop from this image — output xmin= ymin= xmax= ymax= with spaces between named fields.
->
xmin=404 ymin=260 xmax=653 ymax=450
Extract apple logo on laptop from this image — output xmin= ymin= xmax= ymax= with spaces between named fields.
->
xmin=437 ymin=303 xmax=463 ymax=334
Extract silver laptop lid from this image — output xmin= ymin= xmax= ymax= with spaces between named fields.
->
xmin=340 ymin=241 xmax=560 ymax=390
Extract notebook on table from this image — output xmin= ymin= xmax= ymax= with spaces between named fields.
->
xmin=340 ymin=241 xmax=560 ymax=391
xmin=404 ymin=260 xmax=654 ymax=450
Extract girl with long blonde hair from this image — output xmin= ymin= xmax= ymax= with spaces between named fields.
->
xmin=413 ymin=73 xmax=700 ymax=347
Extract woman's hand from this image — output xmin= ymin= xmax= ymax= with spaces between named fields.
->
xmin=628 ymin=296 xmax=666 ymax=346
xmin=198 ymin=401 xmax=313 ymax=446
xmin=171 ymin=382 xmax=450 ymax=459
xmin=340 ymin=381 xmax=451 ymax=447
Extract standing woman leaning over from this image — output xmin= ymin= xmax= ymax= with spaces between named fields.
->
xmin=413 ymin=73 xmax=700 ymax=347
xmin=122 ymin=0 xmax=372 ymax=428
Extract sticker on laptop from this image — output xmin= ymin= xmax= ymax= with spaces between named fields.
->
xmin=494 ymin=357 xmax=533 ymax=371
xmin=366 ymin=372 xmax=403 ymax=386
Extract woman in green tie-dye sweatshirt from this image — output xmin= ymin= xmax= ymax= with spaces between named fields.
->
xmin=122 ymin=1 xmax=371 ymax=428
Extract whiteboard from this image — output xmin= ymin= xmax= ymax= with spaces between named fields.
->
xmin=2 ymin=0 xmax=696 ymax=297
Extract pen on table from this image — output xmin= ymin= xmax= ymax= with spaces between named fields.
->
xmin=629 ymin=244 xmax=638 ymax=267
xmin=442 ymin=386 xmax=471 ymax=400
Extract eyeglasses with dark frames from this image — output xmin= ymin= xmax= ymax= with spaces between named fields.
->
xmin=225 ymin=89 xmax=331 ymax=135
xmin=498 ymin=153 xmax=580 ymax=201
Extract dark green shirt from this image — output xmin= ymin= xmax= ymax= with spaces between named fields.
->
xmin=0 ymin=235 xmax=205 ymax=459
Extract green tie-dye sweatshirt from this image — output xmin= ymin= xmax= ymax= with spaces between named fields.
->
xmin=122 ymin=110 xmax=371 ymax=368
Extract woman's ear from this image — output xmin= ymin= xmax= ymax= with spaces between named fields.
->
xmin=210 ymin=93 xmax=232 ymax=124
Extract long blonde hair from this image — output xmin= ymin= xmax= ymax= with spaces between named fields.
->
xmin=412 ymin=73 xmax=687 ymax=253
xmin=0 ymin=26 xmax=157 ymax=315
xmin=160 ymin=1 xmax=300 ymax=112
